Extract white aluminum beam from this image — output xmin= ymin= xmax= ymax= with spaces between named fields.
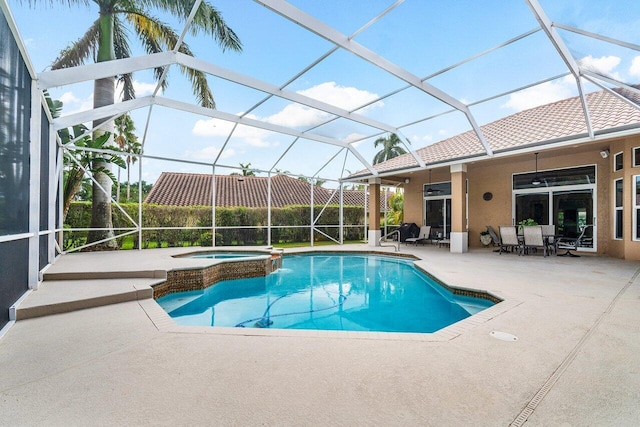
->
xmin=254 ymin=0 xmax=494 ymax=156
xmin=582 ymin=70 xmax=640 ymax=98
xmin=582 ymin=75 xmax=640 ymax=112
xmin=53 ymin=97 xmax=154 ymax=130
xmin=526 ymin=0 xmax=593 ymax=139
xmin=553 ymin=23 xmax=640 ymax=53
xmin=153 ymin=96 xmax=378 ymax=174
xmin=37 ymin=52 xmax=176 ymax=89
xmin=176 ymin=53 xmax=400 ymax=135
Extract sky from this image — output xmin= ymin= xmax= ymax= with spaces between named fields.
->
xmin=6 ymin=0 xmax=640 ymax=186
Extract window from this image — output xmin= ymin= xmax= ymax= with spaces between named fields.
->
xmin=615 ymin=178 xmax=623 ymax=239
xmin=635 ymin=176 xmax=640 ymax=240
xmin=614 ymin=151 xmax=624 ymax=172
xmin=634 ymin=148 xmax=640 ymax=167
xmin=513 ymin=165 xmax=595 ymax=190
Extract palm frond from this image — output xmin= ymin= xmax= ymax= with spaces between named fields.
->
xmin=51 ymin=20 xmax=100 ymax=69
xmin=132 ymin=0 xmax=242 ymax=52
xmin=113 ymin=17 xmax=137 ymax=101
xmin=175 ymin=42 xmax=215 ymax=108
xmin=24 ymin=0 xmax=89 ymax=8
xmin=189 ymin=1 xmax=242 ymax=52
xmin=125 ymin=11 xmax=174 ymax=88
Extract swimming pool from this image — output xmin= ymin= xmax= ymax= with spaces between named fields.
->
xmin=157 ymin=253 xmax=495 ymax=333
xmin=185 ymin=251 xmax=267 ymax=259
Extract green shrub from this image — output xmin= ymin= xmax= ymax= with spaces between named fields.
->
xmin=64 ymin=202 xmax=366 ymax=250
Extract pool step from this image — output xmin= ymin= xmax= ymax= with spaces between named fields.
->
xmin=43 ymin=269 xmax=167 ymax=281
xmin=14 ymin=277 xmax=162 ymax=321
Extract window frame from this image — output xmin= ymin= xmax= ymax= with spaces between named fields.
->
xmin=614 ymin=177 xmax=623 ymax=240
xmin=634 ymin=175 xmax=640 ymax=241
xmin=633 ymin=147 xmax=640 ymax=168
xmin=614 ymin=151 xmax=624 ymax=172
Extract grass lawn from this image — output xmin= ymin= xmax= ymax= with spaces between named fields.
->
xmin=71 ymin=235 xmax=364 ymax=251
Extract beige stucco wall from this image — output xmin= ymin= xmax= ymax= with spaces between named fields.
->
xmin=396 ymin=134 xmax=640 ymax=260
xmin=609 ymin=135 xmax=640 ymax=260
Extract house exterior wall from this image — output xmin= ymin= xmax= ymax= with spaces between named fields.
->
xmin=609 ymin=135 xmax=640 ymax=260
xmin=398 ymin=135 xmax=640 ymax=260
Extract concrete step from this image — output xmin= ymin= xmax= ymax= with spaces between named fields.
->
xmin=15 ymin=278 xmax=163 ymax=320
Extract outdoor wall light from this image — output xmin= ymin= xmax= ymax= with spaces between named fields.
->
xmin=404 ymin=178 xmax=410 ymax=184
xmin=600 ymin=149 xmax=610 ymax=159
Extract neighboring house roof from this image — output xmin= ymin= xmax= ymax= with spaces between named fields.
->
xmin=353 ymin=86 xmax=640 ymax=177
xmin=144 ymin=172 xmax=391 ymax=209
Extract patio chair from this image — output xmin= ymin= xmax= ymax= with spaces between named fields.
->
xmin=498 ymin=226 xmax=520 ymax=254
xmin=522 ymin=225 xmax=547 ymax=257
xmin=541 ymin=224 xmax=556 ymax=255
xmin=405 ymin=225 xmax=431 ymax=245
xmin=487 ymin=226 xmax=501 ymax=252
xmin=556 ymin=225 xmax=593 ymax=257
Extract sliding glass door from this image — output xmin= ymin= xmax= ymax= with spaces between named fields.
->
xmin=424 ymin=198 xmax=451 ymax=239
xmin=513 ymin=165 xmax=596 ymax=251
xmin=515 ymin=192 xmax=549 ymax=225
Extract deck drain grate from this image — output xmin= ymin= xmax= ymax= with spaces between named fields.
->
xmin=490 ymin=331 xmax=518 ymax=341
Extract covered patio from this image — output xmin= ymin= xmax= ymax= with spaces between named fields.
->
xmin=1 ymin=245 xmax=639 ymax=425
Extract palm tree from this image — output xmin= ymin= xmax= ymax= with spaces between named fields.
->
xmin=32 ymin=0 xmax=242 ymax=248
xmin=239 ymin=162 xmax=255 ymax=176
xmin=373 ymin=133 xmax=407 ymax=164
xmin=45 ymin=92 xmax=124 ymax=221
xmin=114 ymin=114 xmax=141 ymax=202
xmin=385 ymin=192 xmax=404 ymax=225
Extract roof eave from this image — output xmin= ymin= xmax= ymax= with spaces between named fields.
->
xmin=348 ymin=123 xmax=640 ymax=181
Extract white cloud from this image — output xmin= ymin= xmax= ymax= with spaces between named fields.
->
xmin=132 ymin=80 xmax=157 ymax=96
xmin=59 ymin=91 xmax=80 ymax=105
xmin=578 ymin=55 xmax=621 ymax=78
xmin=297 ymin=81 xmax=383 ymax=111
xmin=184 ymin=146 xmax=236 ymax=162
xmin=192 ymin=82 xmax=382 ymax=148
xmin=630 ymin=56 xmax=640 ymax=79
xmin=502 ymin=80 xmax=573 ymax=112
xmin=502 ymin=55 xmax=624 ymax=112
xmin=265 ymin=103 xmax=331 ymax=128
xmin=57 ymin=91 xmax=93 ymax=117
xmin=193 ymin=117 xmax=272 ymax=147
xmin=115 ymin=79 xmax=160 ymax=101
xmin=438 ymin=129 xmax=448 ymax=136
xmin=345 ymin=132 xmax=367 ymax=145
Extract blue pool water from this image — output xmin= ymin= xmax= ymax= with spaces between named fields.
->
xmin=187 ymin=252 xmax=266 ymax=259
xmin=157 ymin=254 xmax=495 ymax=333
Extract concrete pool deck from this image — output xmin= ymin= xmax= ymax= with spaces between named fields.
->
xmin=1 ymin=245 xmax=639 ymax=425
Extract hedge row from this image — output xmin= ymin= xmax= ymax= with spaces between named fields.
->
xmin=64 ymin=202 xmax=366 ymax=249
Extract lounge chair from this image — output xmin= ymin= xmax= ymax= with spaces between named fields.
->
xmin=405 ymin=225 xmax=431 ymax=246
xmin=522 ymin=225 xmax=547 ymax=257
xmin=498 ymin=226 xmax=520 ymax=254
xmin=487 ymin=226 xmax=501 ymax=251
xmin=556 ymin=225 xmax=593 ymax=257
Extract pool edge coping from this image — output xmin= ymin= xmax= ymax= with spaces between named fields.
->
xmin=146 ymin=249 xmax=518 ymax=342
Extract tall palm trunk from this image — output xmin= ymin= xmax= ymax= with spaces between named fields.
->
xmin=87 ymin=12 xmax=117 ymax=249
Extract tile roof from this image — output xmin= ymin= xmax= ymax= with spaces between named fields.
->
xmin=355 ymin=87 xmax=640 ymax=176
xmin=144 ymin=173 xmax=390 ymax=209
